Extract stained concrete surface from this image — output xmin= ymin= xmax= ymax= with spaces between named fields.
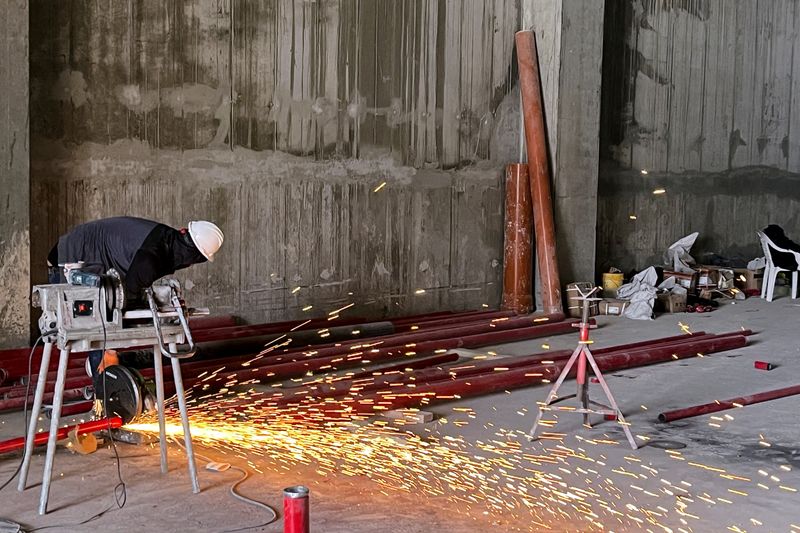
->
xmin=2 ymin=295 xmax=799 ymax=531
xmin=0 ymin=0 xmax=30 ymax=349
xmin=596 ymin=164 xmax=800 ymax=274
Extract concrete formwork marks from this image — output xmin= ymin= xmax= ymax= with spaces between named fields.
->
xmin=602 ymin=0 xmax=800 ymax=174
xmin=30 ymin=0 xmax=518 ymax=168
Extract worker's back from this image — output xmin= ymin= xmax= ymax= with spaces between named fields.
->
xmin=54 ymin=216 xmax=161 ymax=277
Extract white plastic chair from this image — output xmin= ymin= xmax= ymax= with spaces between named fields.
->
xmin=757 ymin=230 xmax=799 ymax=302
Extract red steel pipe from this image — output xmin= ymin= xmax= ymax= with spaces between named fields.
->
xmin=187 ymin=315 xmax=237 ymax=329
xmin=1 ymin=318 xmax=573 ymax=411
xmin=331 ymin=352 xmax=460 ymax=382
xmin=515 ymin=30 xmax=562 ymax=315
xmin=0 ymin=417 xmax=122 ymax=455
xmin=503 ymin=164 xmax=534 ymax=314
xmin=0 ymin=389 xmax=87 ymax=413
xmin=277 ymin=331 xmax=741 ymax=407
xmin=261 ymin=313 xmax=565 ymax=364
xmin=658 ymin=384 xmax=800 ymax=423
xmin=208 ymin=318 xmax=576 ymax=386
xmin=0 ymin=310 xmax=509 ymax=382
xmin=393 ymin=311 xmax=516 ymax=332
xmin=338 ymin=334 xmax=748 ymax=416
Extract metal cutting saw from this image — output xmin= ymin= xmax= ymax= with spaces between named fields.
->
xmin=33 ymin=267 xmax=207 ymax=424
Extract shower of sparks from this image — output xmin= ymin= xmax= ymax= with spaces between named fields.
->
xmin=118 ymin=312 xmax=795 ymax=531
xmin=122 ymin=372 xmax=796 ymax=532
xmin=127 ymin=405 xmax=698 ymax=531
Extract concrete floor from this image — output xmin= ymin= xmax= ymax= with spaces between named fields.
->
xmin=1 ymin=295 xmax=799 ymax=532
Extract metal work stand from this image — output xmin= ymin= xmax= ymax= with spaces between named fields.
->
xmin=18 ymin=286 xmax=201 ymax=515
xmin=529 ymin=287 xmax=638 ymax=450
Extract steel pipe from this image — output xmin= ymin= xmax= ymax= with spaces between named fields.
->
xmin=0 ymin=389 xmax=87 ymax=413
xmin=278 ymin=332 xmax=739 ymax=407
xmin=0 ymin=417 xmax=122 ymax=455
xmin=515 ymin=30 xmax=562 ymax=315
xmin=658 ymin=384 xmax=800 ymax=422
xmin=338 ymin=334 xmax=749 ymax=416
xmin=503 ymin=164 xmax=534 ymax=314
xmin=210 ymin=318 xmax=575 ymax=386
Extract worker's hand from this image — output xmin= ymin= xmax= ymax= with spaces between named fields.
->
xmin=97 ymin=350 xmax=119 ymax=373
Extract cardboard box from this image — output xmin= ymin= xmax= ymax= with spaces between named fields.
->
xmin=733 ymin=268 xmax=764 ymax=292
xmin=599 ymin=299 xmax=628 ymax=316
xmin=662 ymin=270 xmax=696 ymax=290
xmin=695 ymin=268 xmax=718 ymax=288
xmin=566 ymin=282 xmax=599 ymax=318
xmin=655 ymin=291 xmax=687 ymax=313
xmin=697 ymin=265 xmax=736 ymax=290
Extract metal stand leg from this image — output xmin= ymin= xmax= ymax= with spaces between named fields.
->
xmin=18 ymin=342 xmax=54 ymax=492
xmin=584 ymin=351 xmax=638 ymax=450
xmin=38 ymin=346 xmax=70 ymax=515
xmin=169 ymin=346 xmax=200 ymax=494
xmin=153 ymin=344 xmax=168 ymax=474
xmin=529 ymin=345 xmax=582 ymax=439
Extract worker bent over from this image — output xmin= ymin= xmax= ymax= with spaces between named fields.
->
xmin=46 ymin=216 xmax=224 ymax=393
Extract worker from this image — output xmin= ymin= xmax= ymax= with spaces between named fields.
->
xmin=48 ymin=216 xmax=224 ymax=300
xmin=47 ymin=216 xmax=224 ymax=393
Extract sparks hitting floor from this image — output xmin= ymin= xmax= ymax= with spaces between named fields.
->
xmin=1 ymin=296 xmax=799 ymax=532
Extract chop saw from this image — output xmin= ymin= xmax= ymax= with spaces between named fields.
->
xmin=20 ymin=266 xmax=207 ymax=514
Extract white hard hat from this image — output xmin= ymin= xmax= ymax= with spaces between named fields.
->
xmin=188 ymin=221 xmax=224 ymax=262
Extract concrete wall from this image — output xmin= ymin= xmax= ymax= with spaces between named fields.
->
xmin=599 ymin=0 xmax=800 ymax=272
xmin=29 ymin=1 xmax=518 ymax=323
xmin=0 ymin=1 xmax=30 ymax=348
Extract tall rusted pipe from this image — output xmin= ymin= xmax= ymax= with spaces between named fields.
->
xmin=503 ymin=164 xmax=534 ymax=314
xmin=515 ymin=30 xmax=562 ymax=315
xmin=658 ymin=384 xmax=800 ymax=423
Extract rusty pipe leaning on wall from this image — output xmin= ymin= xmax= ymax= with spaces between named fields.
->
xmin=502 ymin=164 xmax=534 ymax=313
xmin=515 ymin=30 xmax=563 ymax=315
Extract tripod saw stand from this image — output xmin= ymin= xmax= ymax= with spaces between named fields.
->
xmin=529 ymin=286 xmax=638 ymax=450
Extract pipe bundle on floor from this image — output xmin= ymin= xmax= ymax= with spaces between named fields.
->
xmin=311 ymin=332 xmax=750 ymax=418
xmin=1 ymin=310 xmax=575 ymax=412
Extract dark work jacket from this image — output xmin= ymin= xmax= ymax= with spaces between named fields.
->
xmin=49 ymin=217 xmax=206 ymax=304
xmin=763 ymin=225 xmax=800 ymax=270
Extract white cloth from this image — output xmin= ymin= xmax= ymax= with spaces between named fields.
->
xmin=617 ymin=267 xmax=658 ymax=320
xmin=664 ymin=232 xmax=699 ymax=273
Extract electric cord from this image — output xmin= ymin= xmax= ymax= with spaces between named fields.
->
xmin=0 ymin=335 xmax=45 ymax=492
xmin=176 ymin=442 xmax=278 ymax=532
xmin=99 ymin=302 xmax=127 ymax=510
xmin=0 ymin=333 xmax=120 ymax=533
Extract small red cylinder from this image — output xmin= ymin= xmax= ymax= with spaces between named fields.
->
xmin=754 ymin=361 xmax=774 ymax=371
xmin=283 ymin=486 xmax=309 ymax=533
xmin=576 ymin=352 xmax=587 ymax=385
